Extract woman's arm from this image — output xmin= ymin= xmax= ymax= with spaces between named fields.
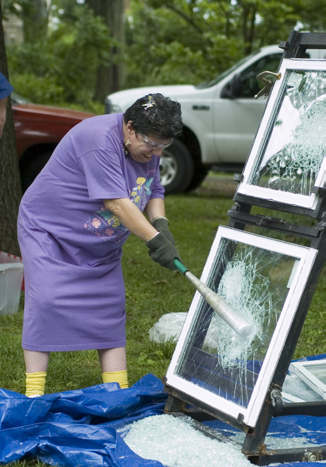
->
xmin=144 ymin=197 xmax=166 ymax=222
xmin=104 ymin=196 xmax=181 ymax=270
xmin=104 ymin=197 xmax=158 ymax=241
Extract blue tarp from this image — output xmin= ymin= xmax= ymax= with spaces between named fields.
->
xmin=0 ymin=372 xmax=325 ymax=467
xmin=0 ymin=374 xmax=166 ymax=466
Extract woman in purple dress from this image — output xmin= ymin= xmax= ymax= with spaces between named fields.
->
xmin=18 ymin=93 xmax=182 ymax=396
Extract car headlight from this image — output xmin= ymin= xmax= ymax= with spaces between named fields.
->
xmin=105 ymin=98 xmax=122 ymax=114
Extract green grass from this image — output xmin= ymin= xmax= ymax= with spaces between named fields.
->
xmin=1 ymin=178 xmax=326 ymax=465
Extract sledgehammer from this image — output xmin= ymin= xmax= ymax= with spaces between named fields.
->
xmin=174 ymin=259 xmax=251 ymax=338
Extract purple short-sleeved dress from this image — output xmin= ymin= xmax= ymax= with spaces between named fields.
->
xmin=18 ymin=113 xmax=164 ymax=352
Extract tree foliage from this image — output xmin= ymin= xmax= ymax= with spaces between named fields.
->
xmin=123 ymin=0 xmax=304 ymax=88
xmin=5 ymin=1 xmax=114 ymax=105
xmin=3 ymin=0 xmax=326 ymax=103
xmin=2 ymin=0 xmax=49 ymax=41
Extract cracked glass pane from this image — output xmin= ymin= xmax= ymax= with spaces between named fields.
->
xmin=309 ymin=364 xmax=326 ymax=384
xmin=249 ymin=69 xmax=326 ymax=194
xmin=175 ymin=239 xmax=297 ymax=409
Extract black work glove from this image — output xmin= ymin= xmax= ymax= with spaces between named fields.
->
xmin=151 ymin=217 xmax=175 ymax=245
xmin=146 ymin=232 xmax=181 ymax=270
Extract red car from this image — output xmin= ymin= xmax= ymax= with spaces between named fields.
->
xmin=12 ymin=93 xmax=95 ymax=191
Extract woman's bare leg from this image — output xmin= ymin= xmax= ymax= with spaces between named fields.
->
xmin=24 ymin=349 xmax=50 ymax=372
xmin=24 ymin=349 xmax=50 ymax=396
xmin=98 ymin=347 xmax=127 ymax=372
xmin=98 ymin=347 xmax=128 ymax=388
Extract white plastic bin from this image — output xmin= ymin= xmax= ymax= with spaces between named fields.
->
xmin=0 ymin=251 xmax=24 ymax=290
xmin=0 ymin=263 xmax=24 ymax=315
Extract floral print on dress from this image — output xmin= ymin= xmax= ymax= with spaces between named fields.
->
xmin=84 ymin=175 xmax=154 ymax=241
xmin=84 ymin=206 xmax=128 ymax=243
xmin=130 ymin=176 xmax=154 ymax=211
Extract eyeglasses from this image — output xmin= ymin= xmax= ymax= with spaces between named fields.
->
xmin=139 ymin=134 xmax=173 ymax=150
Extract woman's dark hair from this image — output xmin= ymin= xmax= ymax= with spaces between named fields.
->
xmin=123 ymin=93 xmax=183 ymax=139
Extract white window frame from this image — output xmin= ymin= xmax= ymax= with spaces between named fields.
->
xmin=290 ymin=359 xmax=326 ymax=400
xmin=165 ymin=226 xmax=317 ymax=428
xmin=236 ymin=59 xmax=326 ymax=211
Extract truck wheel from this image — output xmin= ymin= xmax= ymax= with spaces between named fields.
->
xmin=20 ymin=150 xmax=52 ymax=192
xmin=160 ymin=140 xmax=194 ymax=194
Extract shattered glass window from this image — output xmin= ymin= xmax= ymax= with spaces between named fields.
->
xmin=249 ymin=69 xmax=326 ymax=195
xmin=175 ymin=238 xmax=297 ymax=409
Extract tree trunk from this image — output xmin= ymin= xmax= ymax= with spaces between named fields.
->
xmin=86 ymin=0 xmax=125 ymax=101
xmin=0 ymin=3 xmax=22 ymax=255
xmin=21 ymin=0 xmax=49 ymax=43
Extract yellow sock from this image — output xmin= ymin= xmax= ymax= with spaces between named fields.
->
xmin=25 ymin=372 xmax=47 ymax=397
xmin=102 ymin=370 xmax=129 ymax=389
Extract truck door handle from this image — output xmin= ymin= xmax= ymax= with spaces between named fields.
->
xmin=192 ymin=105 xmax=210 ymax=110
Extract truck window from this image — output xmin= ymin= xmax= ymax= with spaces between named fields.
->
xmin=238 ymin=54 xmax=282 ymax=98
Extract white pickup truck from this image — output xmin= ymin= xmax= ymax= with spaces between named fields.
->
xmin=105 ymin=44 xmax=322 ymax=194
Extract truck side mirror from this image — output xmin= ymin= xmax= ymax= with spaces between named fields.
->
xmin=221 ymin=74 xmax=243 ymax=99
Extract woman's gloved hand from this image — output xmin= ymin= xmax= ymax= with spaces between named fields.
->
xmin=151 ymin=217 xmax=175 ymax=245
xmin=146 ymin=232 xmax=181 ymax=270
